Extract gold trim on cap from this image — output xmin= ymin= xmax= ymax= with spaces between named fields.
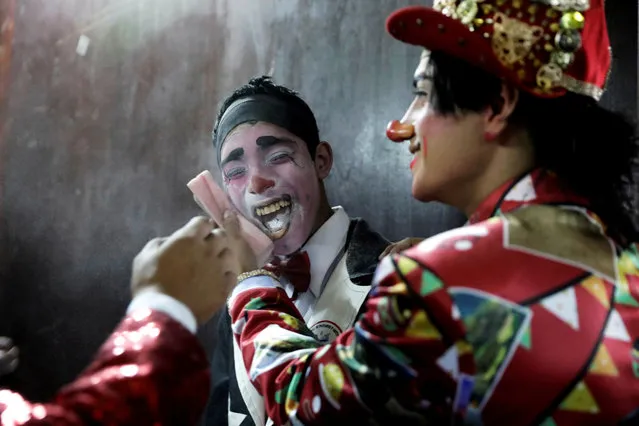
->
xmin=531 ymin=0 xmax=590 ymax=11
xmin=561 ymin=74 xmax=604 ymax=100
xmin=425 ymin=0 xmax=605 ymax=100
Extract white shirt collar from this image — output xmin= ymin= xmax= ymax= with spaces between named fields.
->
xmin=302 ymin=206 xmax=350 ymax=297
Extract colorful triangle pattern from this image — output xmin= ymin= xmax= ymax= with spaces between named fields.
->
xmin=519 ymin=324 xmax=531 ymax=350
xmin=436 ymin=345 xmax=459 ymax=379
xmin=604 ymin=309 xmax=631 ymax=342
xmin=396 ymin=256 xmax=420 ymax=277
xmin=373 ymin=255 xmax=395 ymax=284
xmin=615 ymin=251 xmax=639 ymax=307
xmin=504 ymin=174 xmax=537 ymax=201
xmin=406 ymin=310 xmax=442 ymax=340
xmin=559 ymin=381 xmax=600 ymax=414
xmin=588 ymin=343 xmax=619 ymax=377
xmin=539 ymin=418 xmax=557 ymax=426
xmin=540 ymin=287 xmax=580 ymax=330
xmin=615 ymin=283 xmax=639 ymax=308
xmin=581 ymin=276 xmax=610 ymax=309
xmin=421 ymin=269 xmax=444 ymax=296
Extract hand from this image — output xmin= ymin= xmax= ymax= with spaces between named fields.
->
xmin=0 ymin=336 xmax=18 ymax=376
xmin=131 ymin=216 xmax=240 ymax=324
xmin=379 ymin=237 xmax=425 ymax=259
xmin=222 ymin=210 xmax=258 ymax=273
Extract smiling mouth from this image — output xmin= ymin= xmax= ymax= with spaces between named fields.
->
xmin=253 ymin=195 xmax=292 ymax=240
xmin=409 ymin=139 xmax=422 ymax=154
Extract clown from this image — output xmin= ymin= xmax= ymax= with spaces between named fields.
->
xmin=205 ymin=76 xmax=388 ymax=426
xmin=224 ymin=1 xmax=639 ymax=425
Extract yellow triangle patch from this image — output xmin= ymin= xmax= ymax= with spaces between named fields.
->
xmin=396 ymin=256 xmax=420 ymax=277
xmin=559 ymin=381 xmax=600 ymax=414
xmin=386 ymin=282 xmax=408 ymax=295
xmin=618 ymin=251 xmax=639 ymax=277
xmin=615 ymin=252 xmax=639 ymax=307
xmin=455 ymin=340 xmax=473 ymax=356
xmin=581 ymin=276 xmax=610 ymax=308
xmin=406 ymin=310 xmax=442 ymax=340
xmin=588 ymin=343 xmax=619 ymax=377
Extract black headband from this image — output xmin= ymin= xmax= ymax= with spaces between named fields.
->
xmin=214 ymin=94 xmax=319 ymax=166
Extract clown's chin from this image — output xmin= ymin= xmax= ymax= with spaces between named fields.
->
xmin=254 ymin=196 xmax=292 ymax=240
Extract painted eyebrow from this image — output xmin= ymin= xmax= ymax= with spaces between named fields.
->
xmin=256 ymin=136 xmax=298 ymax=149
xmin=220 ymin=147 xmax=244 ymax=168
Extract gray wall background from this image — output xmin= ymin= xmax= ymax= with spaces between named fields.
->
xmin=0 ymin=0 xmax=636 ymax=400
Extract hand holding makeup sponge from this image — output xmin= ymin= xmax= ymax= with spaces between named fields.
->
xmin=188 ymin=170 xmax=274 ymax=266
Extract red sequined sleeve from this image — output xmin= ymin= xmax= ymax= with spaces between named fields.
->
xmin=0 ymin=309 xmax=209 ymax=425
xmin=228 ymin=254 xmax=475 ymax=425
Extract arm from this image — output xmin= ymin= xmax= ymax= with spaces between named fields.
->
xmin=0 ymin=215 xmax=241 ymax=426
xmin=228 ymin=255 xmax=474 ymax=425
xmin=0 ymin=308 xmax=209 ymax=426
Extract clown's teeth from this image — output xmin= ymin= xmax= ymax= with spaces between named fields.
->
xmin=256 ymin=200 xmax=291 ymax=216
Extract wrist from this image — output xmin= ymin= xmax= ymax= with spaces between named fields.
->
xmin=128 ymin=286 xmax=197 ymax=333
xmin=131 ymin=283 xmax=164 ymax=299
xmin=237 ymin=269 xmax=279 ymax=284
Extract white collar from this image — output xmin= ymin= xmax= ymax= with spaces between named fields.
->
xmin=302 ymin=206 xmax=350 ymax=297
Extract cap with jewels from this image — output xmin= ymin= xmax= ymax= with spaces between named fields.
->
xmin=386 ymin=0 xmax=611 ymax=101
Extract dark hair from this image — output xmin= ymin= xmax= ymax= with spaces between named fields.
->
xmin=428 ymin=50 xmax=639 ymax=246
xmin=212 ymin=76 xmax=320 ymax=158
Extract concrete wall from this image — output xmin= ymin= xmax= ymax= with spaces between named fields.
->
xmin=0 ymin=0 xmax=635 ymax=400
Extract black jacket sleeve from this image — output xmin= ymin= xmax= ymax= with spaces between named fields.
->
xmin=203 ymin=309 xmax=232 ymax=426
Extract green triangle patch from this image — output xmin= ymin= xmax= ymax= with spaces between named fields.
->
xmin=420 ymin=270 xmax=444 ymax=296
xmin=614 ymin=289 xmax=639 ymax=307
xmin=520 ymin=324 xmax=532 ymax=350
xmin=287 ymin=372 xmax=303 ymax=402
xmin=539 ymin=418 xmax=557 ymax=426
xmin=632 ymin=361 xmax=639 ymax=379
xmin=245 ymin=297 xmax=267 ymax=310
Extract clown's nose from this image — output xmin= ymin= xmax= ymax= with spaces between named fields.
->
xmin=386 ymin=120 xmax=415 ymax=142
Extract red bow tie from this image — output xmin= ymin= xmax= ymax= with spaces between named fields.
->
xmin=264 ymin=251 xmax=311 ymax=297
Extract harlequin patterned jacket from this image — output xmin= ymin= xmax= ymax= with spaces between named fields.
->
xmin=228 ymin=169 xmax=639 ymax=426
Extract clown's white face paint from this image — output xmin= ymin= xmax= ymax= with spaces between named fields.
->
xmin=220 ymin=122 xmax=322 ymax=255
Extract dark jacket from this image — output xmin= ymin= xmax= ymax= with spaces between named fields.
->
xmin=203 ymin=218 xmax=389 ymax=426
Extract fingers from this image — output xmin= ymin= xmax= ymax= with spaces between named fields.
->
xmin=175 ymin=216 xmax=216 ymax=240
xmin=0 ymin=347 xmax=18 ymax=375
xmin=0 ymin=344 xmax=18 ymax=371
xmin=379 ymin=246 xmax=392 ymax=260
xmin=216 ymin=246 xmax=232 ymax=259
xmin=0 ymin=336 xmax=12 ymax=349
xmin=203 ymin=231 xmax=231 ymax=258
xmin=5 ymin=345 xmax=18 ymax=361
xmin=217 ymin=246 xmax=242 ymax=277
xmin=379 ymin=238 xmax=417 ymax=259
xmin=207 ymin=228 xmax=226 ymax=240
xmin=222 ymin=270 xmax=238 ymax=292
xmin=222 ymin=210 xmax=241 ymax=239
xmin=379 ymin=243 xmax=400 ymax=259
xmin=141 ymin=237 xmax=166 ymax=253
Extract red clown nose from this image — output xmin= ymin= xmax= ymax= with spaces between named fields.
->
xmin=386 ymin=120 xmax=415 ymax=142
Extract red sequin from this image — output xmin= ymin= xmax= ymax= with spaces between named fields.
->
xmin=0 ymin=310 xmax=209 ymax=425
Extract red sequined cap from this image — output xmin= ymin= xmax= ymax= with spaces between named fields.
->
xmin=386 ymin=0 xmax=611 ymax=101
